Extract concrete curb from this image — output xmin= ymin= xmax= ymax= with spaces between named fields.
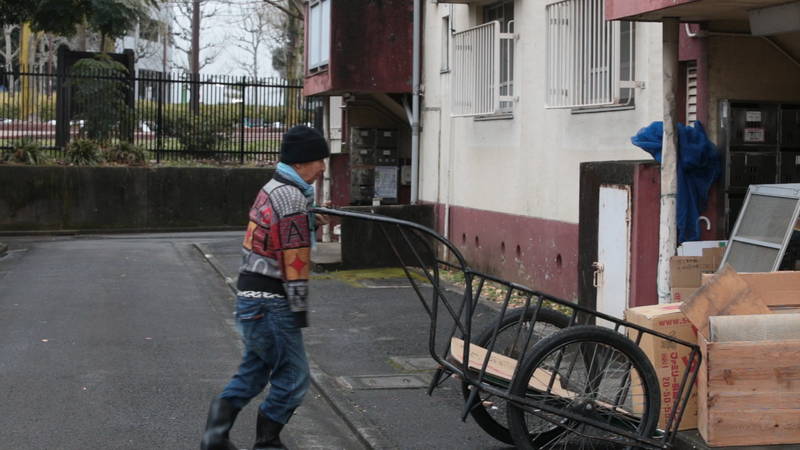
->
xmin=192 ymin=243 xmax=394 ymax=450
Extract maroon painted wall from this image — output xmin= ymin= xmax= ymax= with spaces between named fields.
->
xmin=330 ymin=153 xmax=351 ymax=207
xmin=604 ymin=0 xmax=695 ymax=21
xmin=304 ymin=0 xmax=413 ymax=96
xmin=443 ymin=205 xmax=579 ymax=301
xmin=629 ymin=164 xmax=661 ymax=307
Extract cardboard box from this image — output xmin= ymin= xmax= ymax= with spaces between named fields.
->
xmin=670 ymin=247 xmax=724 ymax=302
xmin=624 ymin=303 xmax=698 ymax=430
xmin=682 ymin=267 xmax=800 ymax=447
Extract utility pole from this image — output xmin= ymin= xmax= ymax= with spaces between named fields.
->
xmin=190 ymin=0 xmax=200 ymax=114
xmin=657 ymin=18 xmax=680 ymax=304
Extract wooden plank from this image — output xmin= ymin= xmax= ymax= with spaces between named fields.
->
xmin=705 ymin=410 xmax=800 ymax=447
xmin=449 ymin=337 xmax=576 ymax=397
xmin=707 ymin=393 xmax=800 ymax=410
xmin=449 ymin=338 xmax=639 ymax=414
xmin=707 ymin=366 xmax=800 ymax=393
xmin=451 ymin=337 xmax=592 ymax=397
xmin=680 ymin=265 xmax=771 ymax=337
xmin=707 ymin=339 xmax=800 ymax=370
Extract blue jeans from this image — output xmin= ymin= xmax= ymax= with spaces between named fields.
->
xmin=220 ymin=293 xmax=310 ymax=424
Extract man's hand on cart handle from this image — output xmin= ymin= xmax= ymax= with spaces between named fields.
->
xmin=315 ymin=202 xmax=332 ymax=227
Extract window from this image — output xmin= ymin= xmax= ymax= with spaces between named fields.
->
xmin=139 ymin=17 xmax=161 ymax=42
xmin=451 ymin=0 xmax=515 ymax=117
xmin=441 ymin=15 xmax=451 ymax=73
xmin=308 ymin=0 xmax=331 ymax=71
xmin=545 ymin=0 xmax=636 ymax=109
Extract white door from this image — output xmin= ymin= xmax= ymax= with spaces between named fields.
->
xmin=596 ymin=184 xmax=631 ymax=327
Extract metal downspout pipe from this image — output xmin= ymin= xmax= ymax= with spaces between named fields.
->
xmin=411 ymin=0 xmax=421 ymax=204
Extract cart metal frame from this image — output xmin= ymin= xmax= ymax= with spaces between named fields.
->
xmin=315 ymin=207 xmax=701 ymax=449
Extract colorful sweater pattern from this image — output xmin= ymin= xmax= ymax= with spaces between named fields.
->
xmin=240 ymin=175 xmax=312 ymax=327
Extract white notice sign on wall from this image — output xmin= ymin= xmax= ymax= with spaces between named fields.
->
xmin=374 ymin=166 xmax=398 ymax=199
xmin=744 ymin=127 xmax=765 ymax=143
xmin=745 ymin=111 xmax=762 ymax=122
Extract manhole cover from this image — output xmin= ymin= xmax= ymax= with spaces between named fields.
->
xmin=337 ymin=374 xmax=429 ymax=390
xmin=389 ymin=356 xmax=439 ymax=371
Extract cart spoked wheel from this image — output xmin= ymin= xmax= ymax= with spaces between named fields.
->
xmin=507 ymin=326 xmax=660 ymax=450
xmin=461 ymin=307 xmax=570 ymax=445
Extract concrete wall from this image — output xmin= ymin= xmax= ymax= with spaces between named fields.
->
xmin=0 ymin=166 xmax=274 ymax=232
xmin=340 ymin=204 xmax=434 ymax=269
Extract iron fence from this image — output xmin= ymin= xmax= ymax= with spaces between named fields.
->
xmin=0 ymin=67 xmax=322 ymax=163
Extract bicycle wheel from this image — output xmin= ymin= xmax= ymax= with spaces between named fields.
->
xmin=461 ymin=307 xmax=570 ymax=444
xmin=507 ymin=325 xmax=660 ymax=450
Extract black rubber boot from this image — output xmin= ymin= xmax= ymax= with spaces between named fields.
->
xmin=253 ymin=410 xmax=286 ymax=450
xmin=200 ymin=397 xmax=241 ymax=450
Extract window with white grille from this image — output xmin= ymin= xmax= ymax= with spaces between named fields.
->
xmin=308 ymin=0 xmax=331 ymax=71
xmin=545 ymin=0 xmax=636 ymax=109
xmin=451 ymin=5 xmax=515 ymax=117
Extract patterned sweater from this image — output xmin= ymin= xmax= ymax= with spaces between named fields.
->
xmin=239 ymin=174 xmax=312 ymax=327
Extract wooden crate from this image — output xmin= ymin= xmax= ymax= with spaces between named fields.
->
xmin=685 ymin=267 xmax=800 ymax=446
xmin=697 ymin=335 xmax=800 ymax=446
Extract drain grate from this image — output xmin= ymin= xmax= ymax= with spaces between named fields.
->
xmin=337 ymin=374 xmax=429 ymax=390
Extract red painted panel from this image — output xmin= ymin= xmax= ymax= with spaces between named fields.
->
xmin=629 ymin=164 xmax=660 ymax=307
xmin=604 ymin=0 xmax=699 ymax=21
xmin=304 ymin=0 xmax=412 ymax=96
xmin=444 ymin=205 xmax=579 ymax=301
xmin=330 ymin=153 xmax=351 ymax=207
xmin=304 ymin=70 xmax=332 ymax=97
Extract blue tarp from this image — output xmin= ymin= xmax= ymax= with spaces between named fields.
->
xmin=631 ymin=121 xmax=721 ymax=244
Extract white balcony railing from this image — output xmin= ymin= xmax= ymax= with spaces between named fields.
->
xmin=451 ymin=21 xmax=515 ymax=117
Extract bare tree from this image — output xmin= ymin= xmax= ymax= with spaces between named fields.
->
xmin=170 ymin=0 xmax=224 ymax=72
xmin=1 ymin=24 xmax=19 ymax=91
xmin=229 ymin=2 xmax=274 ymax=79
xmin=262 ymin=0 xmax=303 ymax=81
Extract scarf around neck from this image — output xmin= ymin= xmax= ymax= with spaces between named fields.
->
xmin=276 ymin=162 xmax=317 ymax=246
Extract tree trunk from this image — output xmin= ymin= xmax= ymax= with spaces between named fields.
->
xmin=3 ymin=25 xmax=16 ymax=96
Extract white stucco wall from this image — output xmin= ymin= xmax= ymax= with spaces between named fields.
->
xmin=420 ymin=1 xmax=664 ymax=224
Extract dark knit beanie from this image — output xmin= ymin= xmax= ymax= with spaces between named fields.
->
xmin=280 ymin=125 xmax=330 ymax=164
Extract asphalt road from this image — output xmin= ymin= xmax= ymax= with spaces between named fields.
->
xmin=0 ymin=233 xmax=365 ymax=450
xmin=1 ymin=232 xmax=762 ymax=450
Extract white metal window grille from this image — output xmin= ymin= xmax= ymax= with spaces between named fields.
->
xmin=441 ymin=16 xmax=451 ymax=72
xmin=545 ymin=0 xmax=635 ymax=109
xmin=308 ymin=0 xmax=331 ymax=71
xmin=451 ymin=21 xmax=515 ymax=117
xmin=686 ymin=62 xmax=698 ymax=125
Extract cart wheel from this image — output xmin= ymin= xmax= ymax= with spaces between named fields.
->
xmin=507 ymin=325 xmax=660 ymax=450
xmin=461 ymin=307 xmax=570 ymax=445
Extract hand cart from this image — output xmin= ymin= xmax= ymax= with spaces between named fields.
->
xmin=314 ymin=207 xmax=701 ymax=449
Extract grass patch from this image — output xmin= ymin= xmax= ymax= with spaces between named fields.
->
xmin=312 ymin=267 xmax=428 ymax=287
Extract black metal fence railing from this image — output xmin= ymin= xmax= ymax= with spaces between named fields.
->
xmin=0 ymin=67 xmax=322 ymax=164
